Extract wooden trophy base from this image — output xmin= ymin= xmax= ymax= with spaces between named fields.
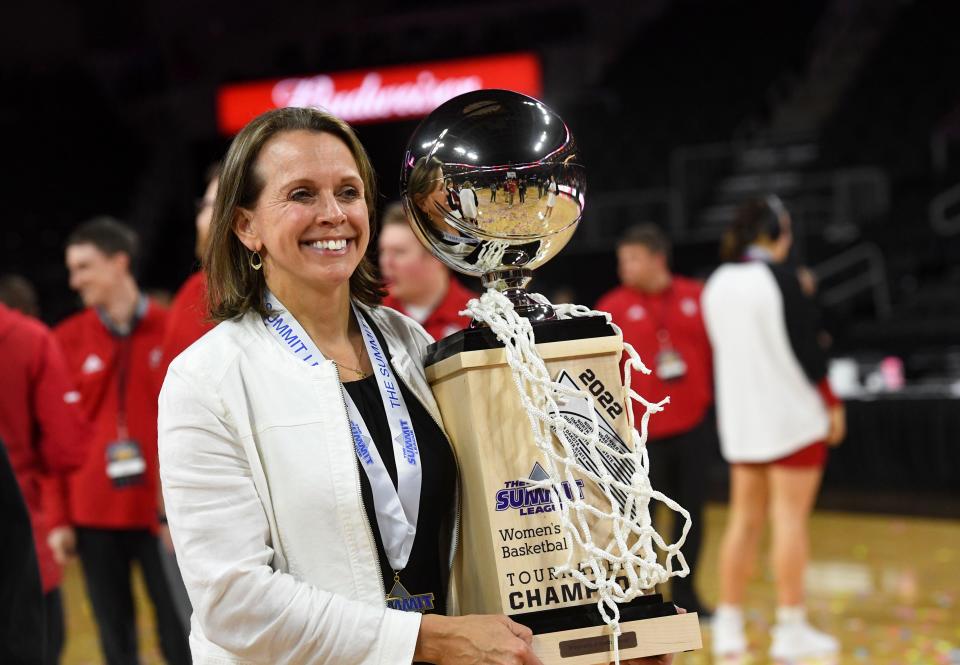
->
xmin=425 ymin=318 xmax=702 ymax=663
xmin=531 ymin=613 xmax=701 ymax=664
xmin=516 ymin=592 xmax=701 ymax=664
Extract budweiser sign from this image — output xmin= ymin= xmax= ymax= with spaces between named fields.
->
xmin=218 ymin=52 xmax=542 ymax=133
xmin=272 ymin=72 xmax=483 ymax=122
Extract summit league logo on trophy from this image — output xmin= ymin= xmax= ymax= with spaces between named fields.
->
xmin=400 ymin=90 xmax=702 ymax=664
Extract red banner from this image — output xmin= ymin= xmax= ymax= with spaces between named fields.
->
xmin=217 ymin=52 xmax=542 ymax=134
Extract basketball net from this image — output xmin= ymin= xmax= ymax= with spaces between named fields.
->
xmin=465 ymin=289 xmax=691 ymax=664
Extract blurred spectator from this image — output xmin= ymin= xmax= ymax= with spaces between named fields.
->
xmin=0 ymin=301 xmax=90 ymax=664
xmin=596 ymin=224 xmax=713 ymax=617
xmin=153 ymin=163 xmax=222 ymax=634
xmin=51 ymin=217 xmax=190 ymax=665
xmin=146 ymin=289 xmax=174 ymax=308
xmin=0 ymin=273 xmax=41 ymax=318
xmin=702 ymin=197 xmax=845 ymax=662
xmin=378 ymin=202 xmax=477 ymax=340
xmin=159 ymin=163 xmax=220 ymax=377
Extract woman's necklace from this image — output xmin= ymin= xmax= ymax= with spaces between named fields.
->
xmin=333 ymin=359 xmax=367 ymax=380
xmin=329 ymin=333 xmax=369 ymax=380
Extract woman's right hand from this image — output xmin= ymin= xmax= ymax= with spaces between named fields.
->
xmin=414 ymin=614 xmax=543 ymax=665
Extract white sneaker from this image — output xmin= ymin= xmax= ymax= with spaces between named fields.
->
xmin=711 ymin=605 xmax=748 ymax=657
xmin=537 ymin=211 xmax=544 ymax=220
xmin=770 ymin=617 xmax=839 ymax=662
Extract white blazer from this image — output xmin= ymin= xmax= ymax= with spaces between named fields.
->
xmin=158 ymin=304 xmax=458 ymax=665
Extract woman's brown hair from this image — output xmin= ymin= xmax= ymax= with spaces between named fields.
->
xmin=205 ymin=107 xmax=384 ymax=321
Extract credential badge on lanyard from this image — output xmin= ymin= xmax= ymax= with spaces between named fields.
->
xmin=262 ymin=292 xmax=422 ymax=573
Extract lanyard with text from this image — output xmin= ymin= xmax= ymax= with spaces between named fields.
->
xmin=262 ymin=292 xmax=422 ymax=572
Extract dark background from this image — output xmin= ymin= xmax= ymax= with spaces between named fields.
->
xmin=3 ymin=0 xmax=959 ymax=510
xmin=2 ymin=0 xmax=959 ymax=372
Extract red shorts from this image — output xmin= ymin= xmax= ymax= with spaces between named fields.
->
xmin=739 ymin=441 xmax=827 ymax=468
xmin=772 ymin=441 xmax=827 ymax=468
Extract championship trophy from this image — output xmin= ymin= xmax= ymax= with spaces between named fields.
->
xmin=400 ymin=90 xmax=702 ymax=663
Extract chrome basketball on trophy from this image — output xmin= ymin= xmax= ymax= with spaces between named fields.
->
xmin=401 ymin=89 xmax=702 ymax=664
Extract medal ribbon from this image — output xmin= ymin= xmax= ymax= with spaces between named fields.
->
xmin=262 ymin=292 xmax=422 ymax=571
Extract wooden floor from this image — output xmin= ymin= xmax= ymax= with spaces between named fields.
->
xmin=672 ymin=506 xmax=960 ymax=665
xmin=58 ymin=504 xmax=960 ymax=664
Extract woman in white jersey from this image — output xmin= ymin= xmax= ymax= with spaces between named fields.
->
xmin=701 ymin=196 xmax=845 ymax=663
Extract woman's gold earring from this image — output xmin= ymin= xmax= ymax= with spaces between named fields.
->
xmin=249 ymin=250 xmax=263 ymax=271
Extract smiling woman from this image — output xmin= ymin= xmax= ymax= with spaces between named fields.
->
xmin=205 ymin=109 xmax=383 ymax=322
xmin=232 ymin=130 xmax=371 ymax=314
xmin=158 ymin=106 xmax=596 ymax=665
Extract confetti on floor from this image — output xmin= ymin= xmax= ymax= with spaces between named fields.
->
xmin=59 ymin=505 xmax=959 ymax=664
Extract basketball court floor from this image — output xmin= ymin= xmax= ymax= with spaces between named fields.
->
xmin=52 ymin=188 xmax=958 ymax=664
xmin=57 ymin=502 xmax=959 ymax=664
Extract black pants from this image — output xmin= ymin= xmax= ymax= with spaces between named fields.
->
xmin=646 ymin=419 xmax=711 ymax=612
xmin=43 ymin=589 xmax=64 ymax=665
xmin=0 ymin=440 xmax=44 ymax=665
xmin=76 ymin=528 xmax=191 ymax=665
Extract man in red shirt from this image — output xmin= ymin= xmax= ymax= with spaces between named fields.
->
xmin=596 ymin=224 xmax=714 ymax=617
xmin=0 ymin=301 xmax=90 ymax=664
xmin=378 ymin=203 xmax=477 ymax=341
xmin=50 ymin=218 xmax=190 ymax=665
xmin=159 ymin=164 xmax=220 ymax=379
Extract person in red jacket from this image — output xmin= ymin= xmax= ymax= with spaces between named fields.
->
xmin=159 ymin=164 xmax=220 ymax=379
xmin=378 ymin=202 xmax=477 ymax=341
xmin=596 ymin=224 xmax=714 ymax=617
xmin=50 ymin=218 xmax=190 ymax=665
xmin=0 ymin=301 xmax=91 ymax=664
